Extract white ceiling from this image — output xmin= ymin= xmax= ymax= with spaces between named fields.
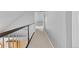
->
xmin=0 ymin=11 xmax=34 ymax=32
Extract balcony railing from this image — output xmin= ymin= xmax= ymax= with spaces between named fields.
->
xmin=0 ymin=23 xmax=35 ymax=48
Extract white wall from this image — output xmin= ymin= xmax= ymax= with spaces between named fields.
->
xmin=0 ymin=11 xmax=35 ymax=39
xmin=6 ymin=11 xmax=35 ymax=39
xmin=0 ymin=11 xmax=24 ymax=32
xmin=5 ymin=11 xmax=35 ymax=31
xmin=46 ymin=11 xmax=72 ymax=48
xmin=65 ymin=11 xmax=72 ymax=48
xmin=72 ymin=11 xmax=79 ymax=48
xmin=0 ymin=11 xmax=35 ymax=32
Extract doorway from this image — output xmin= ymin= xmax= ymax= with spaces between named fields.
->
xmin=35 ymin=11 xmax=46 ymax=30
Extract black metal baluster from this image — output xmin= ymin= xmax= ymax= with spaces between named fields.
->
xmin=26 ymin=25 xmax=30 ymax=48
xmin=3 ymin=37 xmax=4 ymax=48
xmin=28 ymin=25 xmax=30 ymax=43
xmin=8 ymin=35 xmax=10 ymax=48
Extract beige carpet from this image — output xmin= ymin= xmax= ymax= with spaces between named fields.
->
xmin=28 ymin=29 xmax=54 ymax=48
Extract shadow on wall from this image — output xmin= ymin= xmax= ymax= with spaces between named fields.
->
xmin=46 ymin=29 xmax=56 ymax=48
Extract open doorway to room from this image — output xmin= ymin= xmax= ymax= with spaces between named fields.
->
xmin=35 ymin=11 xmax=46 ymax=30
